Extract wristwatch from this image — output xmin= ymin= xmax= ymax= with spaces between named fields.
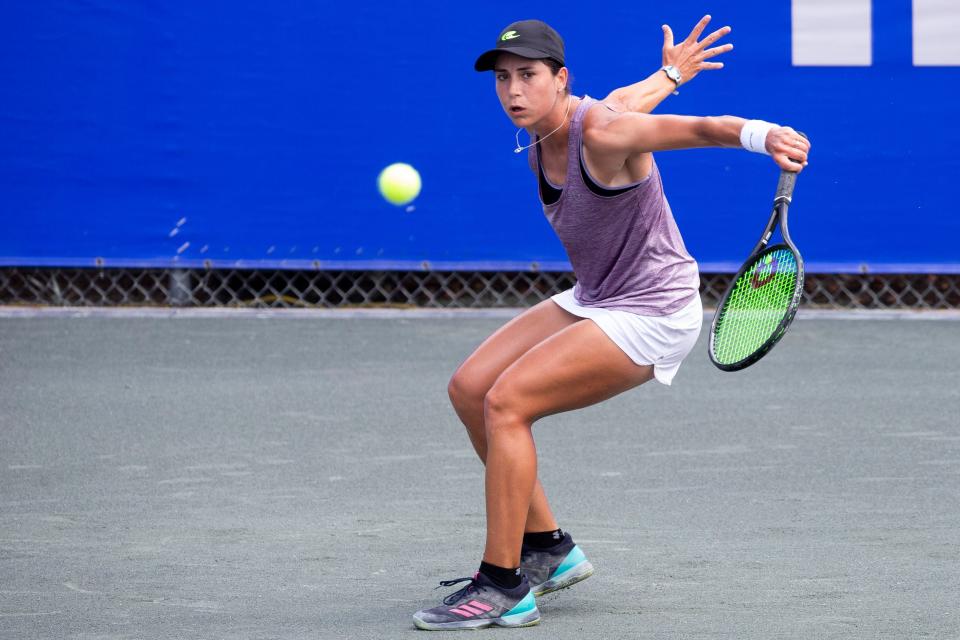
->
xmin=661 ymin=65 xmax=682 ymax=95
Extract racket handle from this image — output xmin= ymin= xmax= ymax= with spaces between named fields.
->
xmin=775 ymin=170 xmax=797 ymax=202
xmin=775 ymin=131 xmax=807 ymax=202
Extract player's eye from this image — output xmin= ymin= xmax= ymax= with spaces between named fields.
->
xmin=495 ymin=73 xmax=508 ymax=81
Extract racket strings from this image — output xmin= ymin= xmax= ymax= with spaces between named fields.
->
xmin=712 ymin=247 xmax=800 ymax=365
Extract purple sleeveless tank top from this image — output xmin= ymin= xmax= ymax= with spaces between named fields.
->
xmin=528 ymin=96 xmax=700 ymax=316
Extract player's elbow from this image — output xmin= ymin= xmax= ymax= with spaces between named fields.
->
xmin=600 ymin=92 xmax=628 ymax=113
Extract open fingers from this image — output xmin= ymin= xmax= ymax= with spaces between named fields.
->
xmin=698 ymin=25 xmax=731 ymax=50
xmin=662 ymin=24 xmax=674 ymax=50
xmin=684 ymin=14 xmax=712 ymax=45
xmin=702 ymin=43 xmax=734 ymax=60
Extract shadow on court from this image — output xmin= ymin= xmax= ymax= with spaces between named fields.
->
xmin=1 ymin=310 xmax=958 ymax=639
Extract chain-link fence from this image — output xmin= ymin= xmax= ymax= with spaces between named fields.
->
xmin=2 ymin=267 xmax=959 ymax=309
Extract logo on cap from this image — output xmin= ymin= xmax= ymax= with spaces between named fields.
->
xmin=500 ymin=30 xmax=520 ymax=41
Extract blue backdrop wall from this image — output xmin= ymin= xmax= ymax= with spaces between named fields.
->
xmin=1 ymin=1 xmax=958 ymax=273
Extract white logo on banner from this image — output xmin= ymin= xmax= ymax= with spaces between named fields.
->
xmin=792 ymin=0 xmax=960 ymax=66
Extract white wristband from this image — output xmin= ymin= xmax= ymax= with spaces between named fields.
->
xmin=740 ymin=120 xmax=778 ymax=155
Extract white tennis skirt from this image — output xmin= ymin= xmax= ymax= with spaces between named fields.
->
xmin=551 ymin=289 xmax=703 ymax=386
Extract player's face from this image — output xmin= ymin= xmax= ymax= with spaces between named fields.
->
xmin=493 ymin=54 xmax=565 ymax=128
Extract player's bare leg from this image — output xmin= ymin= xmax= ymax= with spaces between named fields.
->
xmin=480 ymin=319 xmax=655 ymax=569
xmin=447 ymin=299 xmax=582 ymax=532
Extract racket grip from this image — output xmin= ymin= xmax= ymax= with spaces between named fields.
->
xmin=775 ymin=170 xmax=797 ymax=202
xmin=776 ymin=131 xmax=806 ymax=202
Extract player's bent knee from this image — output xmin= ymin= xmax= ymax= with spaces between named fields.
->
xmin=446 ymin=371 xmax=470 ymax=408
xmin=447 ymin=368 xmax=485 ymax=412
xmin=482 ymin=385 xmax=529 ymax=434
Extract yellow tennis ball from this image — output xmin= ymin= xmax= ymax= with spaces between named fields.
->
xmin=377 ymin=162 xmax=421 ymax=206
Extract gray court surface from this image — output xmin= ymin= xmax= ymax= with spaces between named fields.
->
xmin=1 ymin=309 xmax=958 ymax=639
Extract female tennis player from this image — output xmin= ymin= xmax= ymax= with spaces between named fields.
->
xmin=413 ymin=18 xmax=810 ymax=630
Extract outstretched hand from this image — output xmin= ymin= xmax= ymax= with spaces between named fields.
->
xmin=662 ymin=15 xmax=733 ymax=86
xmin=766 ymin=128 xmax=811 ymax=172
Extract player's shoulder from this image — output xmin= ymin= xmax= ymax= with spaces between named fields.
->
xmin=583 ymin=99 xmax=621 ymax=128
xmin=582 ymin=101 xmax=643 ymax=152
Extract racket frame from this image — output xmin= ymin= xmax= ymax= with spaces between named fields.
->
xmin=708 ymin=169 xmax=806 ymax=371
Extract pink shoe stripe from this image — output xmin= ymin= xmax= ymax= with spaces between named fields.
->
xmin=468 ymin=600 xmax=493 ymax=612
xmin=449 ymin=607 xmax=475 ymax=618
xmin=457 ymin=604 xmax=484 ymax=615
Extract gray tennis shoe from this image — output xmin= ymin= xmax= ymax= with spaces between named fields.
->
xmin=412 ymin=571 xmax=540 ymax=630
xmin=520 ymin=532 xmax=594 ymax=596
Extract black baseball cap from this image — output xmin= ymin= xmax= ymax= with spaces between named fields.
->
xmin=474 ymin=20 xmax=565 ymax=72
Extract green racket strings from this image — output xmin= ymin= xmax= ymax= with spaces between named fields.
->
xmin=712 ymin=247 xmax=799 ymax=365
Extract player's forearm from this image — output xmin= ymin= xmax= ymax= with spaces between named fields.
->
xmin=696 ymin=116 xmax=748 ymax=148
xmin=591 ymin=113 xmax=809 ymax=172
xmin=604 ymin=70 xmax=678 ymax=114
xmin=701 ymin=116 xmax=812 ymax=170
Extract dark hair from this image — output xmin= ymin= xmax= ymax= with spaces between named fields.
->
xmin=542 ymin=58 xmax=573 ymax=95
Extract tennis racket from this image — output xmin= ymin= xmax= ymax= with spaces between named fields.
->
xmin=709 ymin=145 xmax=806 ymax=371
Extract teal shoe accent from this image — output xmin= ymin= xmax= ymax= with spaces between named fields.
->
xmin=552 ymin=545 xmax=587 ymax=578
xmin=504 ymin=591 xmax=536 ymax=616
xmin=498 ymin=591 xmax=539 ymax=626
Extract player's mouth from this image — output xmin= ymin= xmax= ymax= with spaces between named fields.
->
xmin=509 ymin=106 xmax=526 ymax=116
